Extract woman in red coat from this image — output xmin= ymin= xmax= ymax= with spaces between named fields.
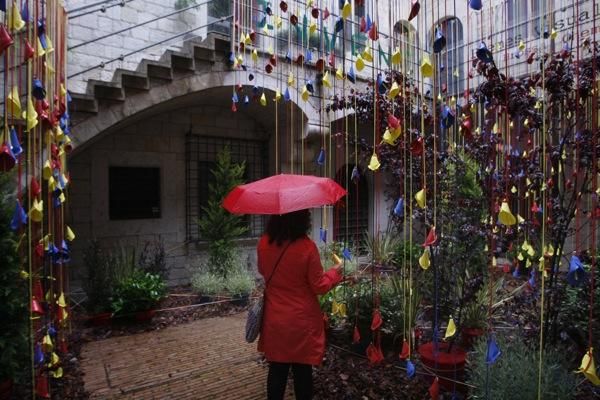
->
xmin=257 ymin=209 xmax=342 ymax=400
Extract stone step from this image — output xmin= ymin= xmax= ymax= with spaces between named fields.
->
xmin=114 ymin=69 xmax=150 ymax=90
xmin=70 ymin=93 xmax=98 ymax=114
xmin=192 ymin=44 xmax=216 ymax=63
xmin=162 ymin=50 xmax=195 ymax=71
xmin=138 ymin=59 xmax=173 ymax=81
xmin=87 ymin=80 xmax=125 ymax=101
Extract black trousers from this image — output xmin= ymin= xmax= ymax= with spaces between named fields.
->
xmin=267 ymin=362 xmax=313 ymax=400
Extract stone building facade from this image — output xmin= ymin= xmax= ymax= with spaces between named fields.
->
xmin=65 ymin=0 xmax=598 ymax=286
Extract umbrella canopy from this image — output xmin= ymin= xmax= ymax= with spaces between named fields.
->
xmin=222 ymin=174 xmax=347 ymax=215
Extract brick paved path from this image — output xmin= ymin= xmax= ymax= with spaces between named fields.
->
xmin=81 ymin=313 xmax=293 ymax=399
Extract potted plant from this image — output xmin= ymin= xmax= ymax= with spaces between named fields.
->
xmin=110 ymin=270 xmax=167 ymax=321
xmin=0 ymin=173 xmax=28 ymax=399
xmin=191 ymin=272 xmax=224 ymax=303
xmin=225 ymin=270 xmax=255 ymax=307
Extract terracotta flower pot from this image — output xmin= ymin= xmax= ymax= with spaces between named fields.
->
xmin=418 ymin=341 xmax=467 ymax=393
xmin=0 ymin=378 xmax=13 ymax=400
xmin=88 ymin=312 xmax=112 ymax=327
xmin=461 ymin=327 xmax=485 ymax=349
xmin=134 ymin=309 xmax=156 ymax=322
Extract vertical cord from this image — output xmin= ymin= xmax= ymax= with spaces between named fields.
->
xmin=537 ymin=0 xmax=546 ymax=397
xmin=26 ymin=0 xmax=35 ymax=395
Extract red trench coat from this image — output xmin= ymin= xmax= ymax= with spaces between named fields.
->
xmin=257 ymin=234 xmax=342 ymax=365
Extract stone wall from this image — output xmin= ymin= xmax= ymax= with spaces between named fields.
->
xmin=68 ymin=104 xmax=270 ymax=286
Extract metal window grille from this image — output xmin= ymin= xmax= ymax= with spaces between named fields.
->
xmin=333 ymin=165 xmax=369 ymax=249
xmin=185 ymin=133 xmax=268 ymax=241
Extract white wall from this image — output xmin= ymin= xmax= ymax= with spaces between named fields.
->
xmin=66 ymin=0 xmax=209 ymax=93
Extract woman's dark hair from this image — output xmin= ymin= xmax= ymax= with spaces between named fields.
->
xmin=266 ymin=209 xmax=311 ymax=245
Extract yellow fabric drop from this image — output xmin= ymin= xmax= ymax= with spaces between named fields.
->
xmin=44 ymin=35 xmax=54 ymax=53
xmin=260 ymin=93 xmax=267 ymax=106
xmin=368 ymin=153 xmax=380 ymax=171
xmin=498 ymin=201 xmax=516 ymax=226
xmin=382 ymin=127 xmax=401 ymax=146
xmin=66 ymin=225 xmax=76 ymax=241
xmin=518 ymin=40 xmax=525 ymax=51
xmin=419 ymin=248 xmax=430 ymax=270
xmin=8 ymin=1 xmax=25 ymax=31
xmin=288 ymin=72 xmax=295 ymax=87
xmin=355 ymin=55 xmax=365 ymax=72
xmin=510 ymin=185 xmax=517 ymax=194
xmin=29 ymin=198 xmax=43 ymax=222
xmin=388 ymin=81 xmax=400 ymax=99
xmin=362 ymin=45 xmax=373 ymax=62
xmin=332 ymin=300 xmax=347 ymax=318
xmin=57 ymin=293 xmax=67 ymax=308
xmin=251 ymin=49 xmax=258 ymax=63
xmin=444 ymin=318 xmax=456 ymax=339
xmin=49 ymin=352 xmax=60 ymax=367
xmin=517 ymin=252 xmax=524 ymax=261
xmin=577 ymin=348 xmax=600 ymax=385
xmin=332 ymin=253 xmax=342 ymax=265
xmin=301 ymin=86 xmax=309 ymax=102
xmin=342 ymin=0 xmax=352 ymax=18
xmin=309 ymin=22 xmax=317 ymax=34
xmin=420 ymin=55 xmax=433 ymax=78
xmin=50 ymin=367 xmax=63 ymax=379
xmin=415 ymin=188 xmax=426 ymax=209
xmin=42 ymin=160 xmax=52 ymax=180
xmin=23 ymin=97 xmax=39 ymax=131
xmin=42 ymin=334 xmax=53 ymax=352
xmin=274 ymin=89 xmax=282 ymax=102
xmin=36 ymin=37 xmax=45 ymax=57
xmin=7 ymin=86 xmax=21 ymax=117
xmin=336 ymin=66 xmax=345 ymax=80
xmin=322 ymin=71 xmax=332 ymax=88
xmin=391 ymin=48 xmax=401 ymax=65
xmin=48 ymin=176 xmax=56 ymax=192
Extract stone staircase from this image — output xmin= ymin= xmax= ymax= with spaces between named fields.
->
xmin=69 ymin=33 xmax=231 ymax=125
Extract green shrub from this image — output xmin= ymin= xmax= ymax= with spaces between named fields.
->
xmin=197 ymin=147 xmax=247 ymax=279
xmin=225 ymin=270 xmax=255 ymax=296
xmin=110 ymin=270 xmax=166 ymax=315
xmin=0 ymin=173 xmax=28 ymax=383
xmin=191 ymin=272 xmax=224 ymax=296
xmin=467 ymin=334 xmax=576 ymax=400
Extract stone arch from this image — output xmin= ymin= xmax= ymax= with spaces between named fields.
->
xmin=70 ymin=70 xmax=324 ymax=155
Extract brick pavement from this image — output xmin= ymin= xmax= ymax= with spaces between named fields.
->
xmin=81 ymin=313 xmax=293 ymax=399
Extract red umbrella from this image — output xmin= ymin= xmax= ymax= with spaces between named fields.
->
xmin=222 ymin=174 xmax=347 ymax=215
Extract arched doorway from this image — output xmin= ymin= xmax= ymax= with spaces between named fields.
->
xmin=334 ymin=164 xmax=369 ymax=249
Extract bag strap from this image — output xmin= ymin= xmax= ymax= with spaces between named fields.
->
xmin=265 ymin=241 xmax=292 ymax=288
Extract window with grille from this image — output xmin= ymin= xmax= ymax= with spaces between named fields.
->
xmin=109 ymin=167 xmax=161 ymax=220
xmin=185 ymin=133 xmax=268 ymax=241
xmin=333 ymin=164 xmax=369 ymax=249
xmin=394 ymin=21 xmax=419 ymax=78
xmin=429 ymin=17 xmax=464 ymax=96
xmin=507 ymin=0 xmax=528 ymax=46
